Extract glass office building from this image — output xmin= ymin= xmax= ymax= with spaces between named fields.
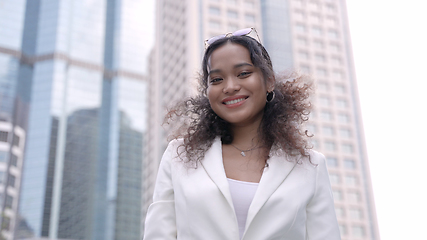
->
xmin=0 ymin=0 xmax=29 ymax=239
xmin=1 ymin=0 xmax=154 ymax=239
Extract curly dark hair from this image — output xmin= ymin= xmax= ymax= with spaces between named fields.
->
xmin=165 ymin=35 xmax=313 ymax=165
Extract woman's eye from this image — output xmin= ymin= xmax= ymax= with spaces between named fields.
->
xmin=238 ymin=71 xmax=251 ymax=77
xmin=210 ymin=78 xmax=222 ymax=84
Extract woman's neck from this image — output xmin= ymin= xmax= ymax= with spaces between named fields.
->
xmin=230 ymin=122 xmax=262 ymax=149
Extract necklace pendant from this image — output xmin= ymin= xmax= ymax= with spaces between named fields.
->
xmin=241 ymin=152 xmax=246 ymax=157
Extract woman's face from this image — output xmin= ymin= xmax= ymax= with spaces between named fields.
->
xmin=206 ymin=43 xmax=273 ymax=127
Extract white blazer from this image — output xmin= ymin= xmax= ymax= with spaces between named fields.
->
xmin=144 ymin=138 xmax=341 ymax=240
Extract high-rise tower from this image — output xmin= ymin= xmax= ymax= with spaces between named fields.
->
xmin=152 ymin=0 xmax=380 ymax=239
xmin=8 ymin=1 xmax=154 ymax=239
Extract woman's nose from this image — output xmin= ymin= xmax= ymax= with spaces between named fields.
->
xmin=223 ymin=78 xmax=241 ymax=94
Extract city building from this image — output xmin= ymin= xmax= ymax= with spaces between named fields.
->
xmin=151 ymin=0 xmax=380 ymax=239
xmin=0 ymin=0 xmax=30 ymax=239
xmin=0 ymin=0 xmax=155 ymax=239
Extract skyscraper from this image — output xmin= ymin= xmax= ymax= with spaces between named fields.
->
xmin=152 ymin=0 xmax=380 ymax=239
xmin=0 ymin=1 xmax=30 ymax=239
xmin=0 ymin=0 xmax=155 ymax=239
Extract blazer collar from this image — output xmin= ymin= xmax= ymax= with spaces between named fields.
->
xmin=200 ymin=137 xmax=298 ymax=228
xmin=200 ymin=137 xmax=235 ymax=210
xmin=244 ymin=152 xmax=298 ymax=236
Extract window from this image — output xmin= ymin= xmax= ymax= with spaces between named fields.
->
xmin=244 ymin=0 xmax=255 ymax=8
xmin=339 ymin=128 xmax=351 ymax=138
xmin=0 ymin=151 xmax=7 ymax=162
xmin=338 ymin=113 xmax=350 ymax=123
xmin=329 ymin=173 xmax=340 ymax=184
xmin=325 ymin=141 xmax=336 ymax=151
xmin=227 ymin=10 xmax=238 ymax=19
xmin=298 ymin=51 xmax=309 ymax=60
xmin=335 ymin=207 xmax=344 ymax=218
xmin=336 ymin=99 xmax=347 ymax=108
xmin=348 ymin=192 xmax=360 ymax=203
xmin=209 ymin=20 xmax=221 ymax=29
xmin=311 ymin=139 xmax=319 ymax=148
xmin=339 ymin=225 xmax=347 ymax=236
xmin=312 ymin=26 xmax=322 ymax=35
xmin=317 ymin=81 xmax=329 ymax=91
xmin=333 ymin=70 xmax=344 ymax=79
xmin=326 ymin=157 xmax=338 ymax=167
xmin=330 ymin=43 xmax=340 ymax=52
xmin=345 ymin=175 xmax=358 ymax=186
xmin=352 ymin=226 xmax=365 ymax=237
xmin=294 ymin=0 xmax=303 ymax=7
xmin=316 ymin=68 xmax=327 ymax=77
xmin=322 ymin=126 xmax=334 ymax=136
xmin=245 ymin=14 xmax=255 ymax=22
xmin=331 ymin=56 xmax=342 ymax=65
xmin=313 ymin=40 xmax=324 ymax=49
xmin=13 ymin=134 xmax=20 ymax=146
xmin=300 ymin=65 xmax=311 ymax=73
xmin=342 ymin=144 xmax=354 ymax=153
xmin=328 ymin=29 xmax=339 ymax=39
xmin=5 ymin=195 xmax=13 ymax=208
xmin=315 ymin=53 xmax=326 ymax=62
xmin=0 ymin=171 xmax=4 ymax=184
xmin=309 ymin=1 xmax=320 ymax=9
xmin=8 ymin=175 xmax=16 ymax=187
xmin=321 ymin=111 xmax=332 ymax=121
xmin=319 ymin=96 xmax=331 ymax=106
xmin=296 ymin=23 xmax=307 ymax=33
xmin=333 ymin=190 xmax=342 ymax=201
xmin=326 ymin=3 xmax=336 ymax=13
xmin=297 ymin=37 xmax=308 ymax=46
xmin=335 ymin=84 xmax=345 ymax=93
xmin=227 ymin=23 xmax=239 ymax=32
xmin=1 ymin=217 xmax=10 ymax=231
xmin=326 ymin=16 xmax=337 ymax=25
xmin=209 ymin=6 xmax=221 ymax=15
xmin=295 ymin=10 xmax=305 ymax=19
xmin=311 ymin=13 xmax=321 ymax=23
xmin=0 ymin=131 xmax=8 ymax=142
xmin=344 ymin=159 xmax=356 ymax=169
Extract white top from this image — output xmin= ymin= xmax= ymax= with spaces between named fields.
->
xmin=227 ymin=178 xmax=259 ymax=239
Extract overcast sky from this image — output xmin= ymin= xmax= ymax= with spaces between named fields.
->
xmin=346 ymin=0 xmax=427 ymax=239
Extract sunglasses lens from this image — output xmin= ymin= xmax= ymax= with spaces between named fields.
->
xmin=233 ymin=28 xmax=252 ymax=37
xmin=206 ymin=34 xmax=226 ymax=46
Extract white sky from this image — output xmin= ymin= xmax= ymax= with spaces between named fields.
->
xmin=346 ymin=0 xmax=427 ymax=239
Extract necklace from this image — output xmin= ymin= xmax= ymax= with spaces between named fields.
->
xmin=230 ymin=144 xmax=259 ymax=157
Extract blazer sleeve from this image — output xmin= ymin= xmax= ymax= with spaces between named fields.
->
xmin=306 ymin=152 xmax=341 ymax=240
xmin=143 ymin=141 xmax=177 ymax=240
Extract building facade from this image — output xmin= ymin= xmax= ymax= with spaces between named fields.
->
xmin=0 ymin=0 xmax=154 ymax=239
xmin=152 ymin=0 xmax=380 ymax=239
xmin=0 ymin=0 xmax=29 ymax=239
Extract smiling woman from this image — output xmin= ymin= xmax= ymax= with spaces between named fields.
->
xmin=144 ymin=29 xmax=341 ymax=240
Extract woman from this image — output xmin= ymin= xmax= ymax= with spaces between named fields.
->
xmin=144 ymin=28 xmax=341 ymax=240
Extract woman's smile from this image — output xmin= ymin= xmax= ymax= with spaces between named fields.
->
xmin=222 ymin=95 xmax=248 ymax=107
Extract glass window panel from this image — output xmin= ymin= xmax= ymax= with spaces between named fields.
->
xmin=329 ymin=173 xmax=340 ymax=184
xmin=326 ymin=157 xmax=338 ymax=167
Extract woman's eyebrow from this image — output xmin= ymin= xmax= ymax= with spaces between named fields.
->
xmin=234 ymin=63 xmax=254 ymax=68
xmin=208 ymin=62 xmax=254 ymax=76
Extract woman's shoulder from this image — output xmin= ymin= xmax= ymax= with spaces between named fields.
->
xmin=307 ymin=149 xmax=326 ymax=165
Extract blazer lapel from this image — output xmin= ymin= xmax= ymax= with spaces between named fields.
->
xmin=244 ymin=153 xmax=298 ymax=232
xmin=200 ymin=137 xmax=235 ymax=210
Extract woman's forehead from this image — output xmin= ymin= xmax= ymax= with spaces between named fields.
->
xmin=208 ymin=43 xmax=252 ymax=68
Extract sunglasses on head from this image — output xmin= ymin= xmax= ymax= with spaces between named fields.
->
xmin=204 ymin=27 xmax=261 ymax=49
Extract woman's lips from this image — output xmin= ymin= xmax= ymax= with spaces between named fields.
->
xmin=222 ymin=96 xmax=248 ymax=108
